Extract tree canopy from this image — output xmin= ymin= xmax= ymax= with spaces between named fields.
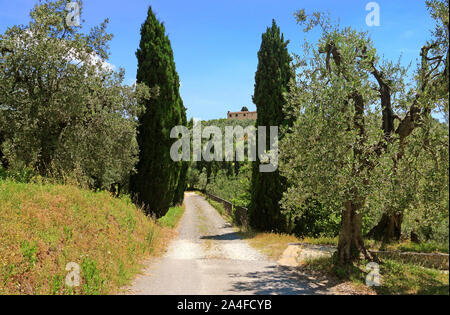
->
xmin=0 ymin=0 xmax=152 ymax=190
xmin=280 ymin=1 xmax=449 ymax=264
xmin=249 ymin=20 xmax=293 ymax=232
xmin=130 ymin=5 xmax=187 ymax=217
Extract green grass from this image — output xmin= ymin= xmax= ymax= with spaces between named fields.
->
xmin=157 ymin=206 xmax=185 ymax=228
xmin=0 ymin=179 xmax=162 ymax=295
xmin=301 ymin=236 xmax=339 ymax=246
xmin=303 ymin=256 xmax=449 ymax=295
xmin=378 ymin=259 xmax=449 ymax=295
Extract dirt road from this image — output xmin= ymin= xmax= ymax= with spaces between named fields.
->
xmin=124 ymin=192 xmax=330 ymax=295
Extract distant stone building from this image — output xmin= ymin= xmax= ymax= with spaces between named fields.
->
xmin=227 ymin=110 xmax=257 ymax=120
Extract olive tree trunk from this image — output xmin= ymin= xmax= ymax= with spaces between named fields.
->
xmin=337 ymin=200 xmax=375 ymax=265
xmin=367 ymin=213 xmax=403 ymax=243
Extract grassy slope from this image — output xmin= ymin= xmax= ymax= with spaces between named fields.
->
xmin=0 ymin=180 xmax=170 ymax=295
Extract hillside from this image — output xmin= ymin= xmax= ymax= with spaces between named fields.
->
xmin=0 ymin=180 xmax=166 ymax=295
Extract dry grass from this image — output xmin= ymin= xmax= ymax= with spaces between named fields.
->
xmin=0 ymin=179 xmax=167 ymax=295
xmin=239 ymin=232 xmax=301 ymax=260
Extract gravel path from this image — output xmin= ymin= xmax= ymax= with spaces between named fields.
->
xmin=124 ymin=192 xmax=330 ymax=295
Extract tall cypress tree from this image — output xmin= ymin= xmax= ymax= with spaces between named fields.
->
xmin=130 ymin=6 xmax=187 ymax=217
xmin=173 ymin=113 xmax=189 ymax=206
xmin=249 ymin=20 xmax=293 ymax=232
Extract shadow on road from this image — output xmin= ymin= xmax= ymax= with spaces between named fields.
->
xmin=200 ymin=232 xmax=241 ymax=241
xmin=228 ymin=265 xmax=333 ymax=295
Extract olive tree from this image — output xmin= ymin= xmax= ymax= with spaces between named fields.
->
xmin=368 ymin=0 xmax=449 ymax=241
xmin=280 ymin=3 xmax=448 ymax=265
xmin=0 ymin=0 xmax=152 ymax=190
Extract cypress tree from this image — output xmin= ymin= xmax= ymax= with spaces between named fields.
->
xmin=130 ymin=6 xmax=187 ymax=217
xmin=0 ymin=131 xmax=6 ymax=168
xmin=173 ymin=113 xmax=189 ymax=206
xmin=249 ymin=20 xmax=293 ymax=232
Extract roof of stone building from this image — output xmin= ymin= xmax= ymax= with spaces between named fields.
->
xmin=227 ymin=111 xmax=257 ymax=114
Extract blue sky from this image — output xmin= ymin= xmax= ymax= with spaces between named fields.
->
xmin=0 ymin=0 xmax=436 ymax=121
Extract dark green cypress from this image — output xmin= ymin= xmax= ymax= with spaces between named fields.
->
xmin=0 ymin=130 xmax=6 ymax=168
xmin=173 ymin=113 xmax=189 ymax=206
xmin=249 ymin=20 xmax=293 ymax=232
xmin=130 ymin=6 xmax=187 ymax=217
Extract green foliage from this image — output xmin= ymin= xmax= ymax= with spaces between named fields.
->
xmin=192 ymin=118 xmax=256 ymax=185
xmin=173 ymin=162 xmax=189 ymax=205
xmin=186 ymin=167 xmax=201 ymax=190
xmin=288 ymin=199 xmax=340 ymax=238
xmin=425 ymin=0 xmax=449 ymax=112
xmin=50 ymin=274 xmax=64 ymax=295
xmin=130 ymin=5 xmax=187 ymax=217
xmin=206 ymin=166 xmax=252 ymax=208
xmin=377 ymin=259 xmax=449 ymax=295
xmin=366 ymin=0 xmax=449 ymax=241
xmin=281 ymin=24 xmax=393 ymax=221
xmin=0 ymin=0 xmax=152 ymax=191
xmin=157 ymin=206 xmax=185 ymax=228
xmin=20 ymin=241 xmax=38 ymax=267
xmin=280 ymin=2 xmax=448 ymax=263
xmin=249 ymin=20 xmax=293 ymax=232
xmin=370 ymin=119 xmax=449 ymax=243
xmin=0 ymin=166 xmax=35 ymax=183
xmin=198 ymin=168 xmax=208 ymax=191
xmin=186 ymin=118 xmax=256 ymax=197
xmin=81 ymin=258 xmax=103 ymax=295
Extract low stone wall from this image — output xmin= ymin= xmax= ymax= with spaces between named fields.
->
xmin=233 ymin=205 xmax=249 ymax=228
xmin=370 ymin=250 xmax=449 ymax=270
xmin=277 ymin=243 xmax=449 ymax=270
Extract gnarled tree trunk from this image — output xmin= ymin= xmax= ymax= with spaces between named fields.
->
xmin=337 ymin=200 xmax=374 ymax=265
xmin=367 ymin=213 xmax=403 ymax=243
